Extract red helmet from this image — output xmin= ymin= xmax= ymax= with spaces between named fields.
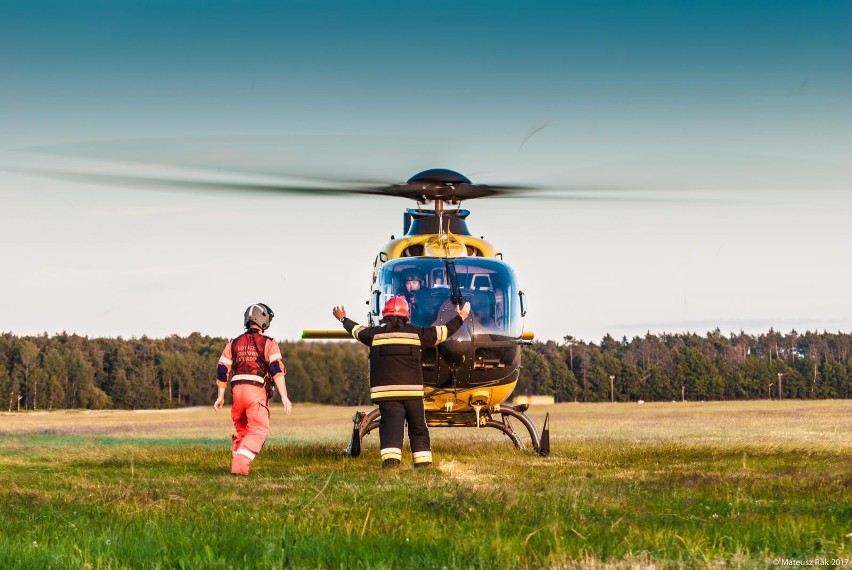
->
xmin=382 ymin=295 xmax=410 ymax=319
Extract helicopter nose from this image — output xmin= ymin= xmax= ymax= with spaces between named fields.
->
xmin=439 ymin=320 xmax=472 ymax=365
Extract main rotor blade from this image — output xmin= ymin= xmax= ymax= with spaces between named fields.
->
xmin=11 ymin=167 xmax=727 ymax=205
xmin=19 ymin=135 xmax=457 ymax=186
xmin=15 ymin=138 xmax=843 ymax=204
xmin=493 ymin=190 xmax=734 ymax=204
xmin=11 ymin=168 xmax=374 ymax=197
xmin=10 ymin=164 xmax=539 ymax=201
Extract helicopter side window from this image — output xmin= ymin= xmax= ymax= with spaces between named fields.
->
xmin=470 ymin=274 xmax=492 ymax=291
xmin=431 ymin=268 xmax=449 ymax=289
xmin=466 ymin=273 xmax=495 ymax=326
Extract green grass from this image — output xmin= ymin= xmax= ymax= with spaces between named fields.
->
xmin=1 ymin=401 xmax=850 ymax=569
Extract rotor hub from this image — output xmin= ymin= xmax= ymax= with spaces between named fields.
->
xmin=406 ymin=169 xmax=471 ymax=185
xmin=377 ymin=168 xmax=500 ymax=202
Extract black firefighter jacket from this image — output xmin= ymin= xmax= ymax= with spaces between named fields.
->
xmin=341 ymin=315 xmax=464 ymax=402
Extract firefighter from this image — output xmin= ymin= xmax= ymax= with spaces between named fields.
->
xmin=332 ymin=296 xmax=470 ymax=468
xmin=214 ymin=303 xmax=292 ymax=476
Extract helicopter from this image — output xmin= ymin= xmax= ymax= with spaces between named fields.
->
xmin=14 ymin=142 xmax=550 ymax=455
xmin=301 ymin=168 xmax=550 ymax=457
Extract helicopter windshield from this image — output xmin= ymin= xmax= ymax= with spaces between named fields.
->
xmin=375 ymin=258 xmax=522 ymax=337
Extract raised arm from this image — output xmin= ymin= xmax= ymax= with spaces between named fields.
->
xmin=333 ymin=305 xmax=370 ymax=345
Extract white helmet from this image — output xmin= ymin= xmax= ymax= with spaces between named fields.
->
xmin=244 ymin=303 xmax=274 ymax=331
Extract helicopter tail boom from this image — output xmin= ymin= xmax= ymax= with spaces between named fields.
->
xmin=301 ymin=330 xmax=355 ymax=339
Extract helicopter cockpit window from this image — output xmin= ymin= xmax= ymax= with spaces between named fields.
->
xmin=376 ymin=258 xmax=521 ymax=337
xmin=470 ymin=274 xmax=492 ymax=290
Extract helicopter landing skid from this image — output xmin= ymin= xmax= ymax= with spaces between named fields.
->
xmin=345 ymin=404 xmax=550 ymax=457
xmin=346 ymin=409 xmax=381 ymax=458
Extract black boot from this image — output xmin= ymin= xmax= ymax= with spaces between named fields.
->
xmin=382 ymin=458 xmax=401 ymax=468
xmin=414 ymin=462 xmax=432 ymax=469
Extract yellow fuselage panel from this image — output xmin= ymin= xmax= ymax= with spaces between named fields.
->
xmin=383 ymin=234 xmax=497 ymax=260
xmin=423 ymin=381 xmax=517 ymax=412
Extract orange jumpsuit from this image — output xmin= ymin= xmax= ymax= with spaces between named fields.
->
xmin=217 ymin=331 xmax=286 ymax=475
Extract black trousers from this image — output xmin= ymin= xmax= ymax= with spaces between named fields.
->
xmin=378 ymin=399 xmax=431 ymax=459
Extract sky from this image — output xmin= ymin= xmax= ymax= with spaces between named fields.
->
xmin=1 ymin=0 xmax=851 ymax=344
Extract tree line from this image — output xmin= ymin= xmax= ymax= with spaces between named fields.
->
xmin=517 ymin=329 xmax=852 ymax=402
xmin=0 ymin=332 xmax=369 ymax=412
xmin=0 ymin=328 xmax=849 ymax=411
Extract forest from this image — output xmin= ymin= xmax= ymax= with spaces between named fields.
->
xmin=0 ymin=328 xmax=850 ymax=411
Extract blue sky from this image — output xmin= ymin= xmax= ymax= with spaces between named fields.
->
xmin=1 ymin=1 xmax=851 ymax=342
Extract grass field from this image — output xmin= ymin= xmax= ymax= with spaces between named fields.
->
xmin=1 ymin=400 xmax=850 ymax=569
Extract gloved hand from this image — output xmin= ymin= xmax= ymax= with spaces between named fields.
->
xmin=457 ymin=301 xmax=471 ymax=321
xmin=332 ymin=306 xmax=347 ymax=322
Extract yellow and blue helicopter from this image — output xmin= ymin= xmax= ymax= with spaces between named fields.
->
xmin=301 ymin=168 xmax=550 ymax=456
